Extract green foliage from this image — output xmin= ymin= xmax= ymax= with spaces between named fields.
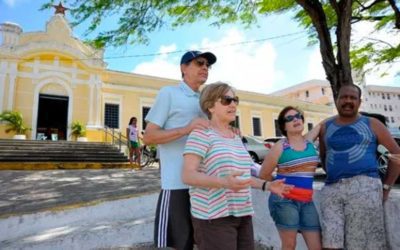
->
xmin=42 ymin=0 xmax=399 ymax=80
xmin=0 ymin=110 xmax=30 ymax=135
xmin=70 ymin=121 xmax=86 ymax=138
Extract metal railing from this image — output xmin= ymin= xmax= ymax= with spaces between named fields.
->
xmin=101 ymin=126 xmax=128 ymax=151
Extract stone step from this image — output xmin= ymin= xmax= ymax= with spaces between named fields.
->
xmin=0 ymin=139 xmax=115 ymax=146
xmin=0 ymin=157 xmax=128 ymax=162
xmin=0 ymin=162 xmax=135 ymax=170
xmin=0 ymin=151 xmax=125 ymax=156
xmin=0 ymin=139 xmax=128 ymax=163
xmin=0 ymin=144 xmax=120 ymax=149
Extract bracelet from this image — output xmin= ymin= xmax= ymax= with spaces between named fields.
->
xmin=261 ymin=181 xmax=269 ymax=191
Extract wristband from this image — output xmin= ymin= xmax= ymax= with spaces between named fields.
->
xmin=261 ymin=181 xmax=269 ymax=191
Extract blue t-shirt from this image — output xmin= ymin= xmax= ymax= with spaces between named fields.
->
xmin=324 ymin=115 xmax=379 ymax=184
xmin=145 ymin=82 xmax=206 ymax=189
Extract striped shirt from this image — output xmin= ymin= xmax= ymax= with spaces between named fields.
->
xmin=276 ymin=139 xmax=319 ymax=202
xmin=183 ymin=128 xmax=254 ymax=220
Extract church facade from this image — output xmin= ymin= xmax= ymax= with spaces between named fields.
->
xmin=0 ymin=12 xmax=332 ymax=142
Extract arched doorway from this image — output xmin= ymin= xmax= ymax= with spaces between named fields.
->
xmin=36 ymin=94 xmax=69 ymax=140
xmin=32 ymin=78 xmax=73 ymax=141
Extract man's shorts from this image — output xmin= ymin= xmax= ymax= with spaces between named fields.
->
xmin=154 ymin=189 xmax=193 ymax=250
xmin=130 ymin=141 xmax=139 ymax=149
xmin=268 ymin=193 xmax=321 ymax=231
xmin=319 ymin=175 xmax=386 ymax=249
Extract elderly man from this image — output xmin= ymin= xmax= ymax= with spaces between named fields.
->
xmin=318 ymin=84 xmax=400 ymax=250
xmin=143 ymin=51 xmax=216 ymax=250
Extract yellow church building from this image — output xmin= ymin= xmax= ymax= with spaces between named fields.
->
xmin=0 ymin=12 xmax=332 ymax=142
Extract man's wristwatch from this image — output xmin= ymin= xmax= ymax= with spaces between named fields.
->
xmin=383 ymin=184 xmax=392 ymax=191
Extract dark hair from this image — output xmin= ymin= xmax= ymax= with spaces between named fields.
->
xmin=338 ymin=84 xmax=362 ymax=99
xmin=277 ymin=106 xmax=304 ymax=137
xmin=128 ymin=117 xmax=137 ymax=125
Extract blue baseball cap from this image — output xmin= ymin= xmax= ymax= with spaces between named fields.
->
xmin=180 ymin=50 xmax=217 ymax=65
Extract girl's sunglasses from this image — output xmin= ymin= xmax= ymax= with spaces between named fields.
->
xmin=284 ymin=113 xmax=303 ymax=123
xmin=219 ymin=96 xmax=239 ymax=106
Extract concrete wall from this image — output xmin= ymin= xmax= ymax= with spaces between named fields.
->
xmin=2 ymin=189 xmax=398 ymax=249
xmin=252 ymin=188 xmax=400 ymax=249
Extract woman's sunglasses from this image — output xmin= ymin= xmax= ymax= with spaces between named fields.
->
xmin=284 ymin=113 xmax=303 ymax=123
xmin=193 ymin=59 xmax=212 ymax=69
xmin=219 ymin=95 xmax=239 ymax=106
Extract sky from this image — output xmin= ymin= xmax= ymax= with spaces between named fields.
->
xmin=1 ymin=0 xmax=399 ymax=94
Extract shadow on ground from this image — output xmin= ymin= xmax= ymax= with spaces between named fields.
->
xmin=0 ymin=168 xmax=161 ymax=216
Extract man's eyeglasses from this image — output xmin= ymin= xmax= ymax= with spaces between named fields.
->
xmin=193 ymin=59 xmax=212 ymax=69
xmin=284 ymin=113 xmax=303 ymax=123
xmin=219 ymin=96 xmax=239 ymax=106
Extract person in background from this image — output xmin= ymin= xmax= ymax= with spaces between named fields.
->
xmin=126 ymin=117 xmax=140 ymax=166
xmin=318 ymin=84 xmax=400 ymax=250
xmin=183 ymin=83 xmax=293 ymax=250
xmin=259 ymin=106 xmax=322 ymax=250
xmin=143 ymin=50 xmax=216 ymax=250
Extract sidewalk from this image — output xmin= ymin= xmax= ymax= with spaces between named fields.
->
xmin=0 ymin=167 xmax=161 ymax=218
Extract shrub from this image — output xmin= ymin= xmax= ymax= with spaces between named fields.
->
xmin=70 ymin=121 xmax=86 ymax=138
xmin=0 ymin=110 xmax=30 ymax=135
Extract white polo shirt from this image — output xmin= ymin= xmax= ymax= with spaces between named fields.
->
xmin=145 ymin=82 xmax=206 ymax=189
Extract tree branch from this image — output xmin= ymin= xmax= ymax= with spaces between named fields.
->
xmin=352 ymin=15 xmax=389 ymax=21
xmin=357 ymin=0 xmax=385 ymax=11
xmin=363 ymin=37 xmax=395 ymax=48
xmin=295 ymin=0 xmax=341 ymax=98
xmin=329 ymin=0 xmax=340 ymax=14
xmin=388 ymin=0 xmax=400 ymax=29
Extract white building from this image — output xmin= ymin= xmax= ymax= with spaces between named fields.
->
xmin=361 ymin=85 xmax=400 ymax=130
xmin=272 ymin=79 xmax=400 ymax=130
xmin=271 ymin=79 xmax=334 ymax=106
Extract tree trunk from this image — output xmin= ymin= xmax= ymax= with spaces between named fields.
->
xmin=296 ymin=0 xmax=354 ymax=101
xmin=335 ymin=0 xmax=353 ymax=90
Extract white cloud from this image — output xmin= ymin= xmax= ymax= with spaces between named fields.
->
xmin=306 ymin=49 xmax=325 ymax=80
xmin=132 ymin=28 xmax=284 ymax=94
xmin=133 ymin=44 xmax=181 ymax=80
xmin=3 ymin=0 xmax=16 ymax=7
xmin=352 ymin=21 xmax=400 ymax=86
xmin=306 ymin=43 xmax=400 ymax=87
xmin=2 ymin=0 xmax=26 ymax=8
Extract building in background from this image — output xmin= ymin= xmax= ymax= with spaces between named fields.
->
xmin=271 ymin=79 xmax=334 ymax=106
xmin=360 ymin=85 xmax=400 ymax=130
xmin=272 ymin=79 xmax=400 ymax=130
xmin=0 ymin=9 xmax=331 ymax=141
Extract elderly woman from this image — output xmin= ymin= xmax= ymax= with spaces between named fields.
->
xmin=182 ymin=83 xmax=292 ymax=250
xmin=259 ymin=106 xmax=322 ymax=250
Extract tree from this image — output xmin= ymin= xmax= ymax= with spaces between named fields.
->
xmin=42 ymin=0 xmax=400 ymax=100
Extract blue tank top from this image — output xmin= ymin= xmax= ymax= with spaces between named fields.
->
xmin=324 ymin=115 xmax=379 ymax=184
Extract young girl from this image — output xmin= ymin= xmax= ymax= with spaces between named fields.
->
xmin=126 ymin=117 xmax=140 ymax=166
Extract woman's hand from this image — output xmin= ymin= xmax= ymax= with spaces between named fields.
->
xmin=224 ymin=171 xmax=252 ymax=192
xmin=268 ymin=179 xmax=294 ymax=197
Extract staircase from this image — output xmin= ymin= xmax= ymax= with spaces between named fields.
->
xmin=0 ymin=139 xmax=128 ymax=163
